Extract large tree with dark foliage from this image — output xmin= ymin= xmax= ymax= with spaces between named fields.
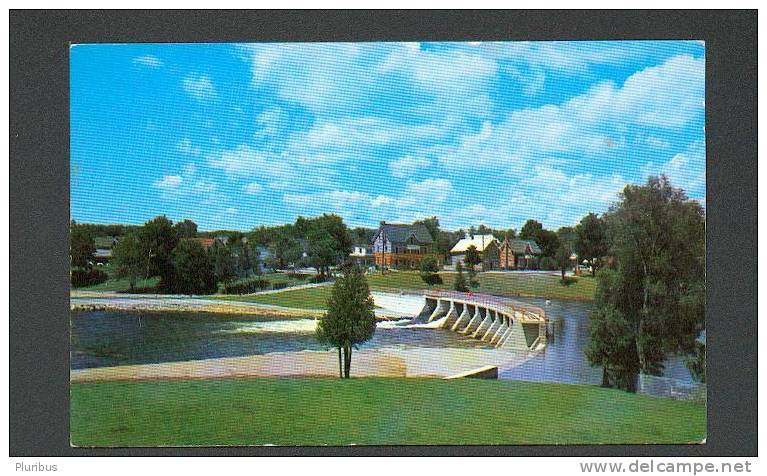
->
xmin=173 ymin=219 xmax=198 ymax=238
xmin=520 ymin=219 xmax=559 ymax=257
xmin=316 ymin=265 xmax=376 ymax=378
xmin=112 ymin=234 xmax=146 ymax=292
xmin=171 ymin=239 xmax=216 ymax=294
xmin=586 ymin=176 xmax=705 ymax=392
xmin=70 ymin=224 xmax=95 ymax=268
xmin=556 ymin=226 xmax=577 ymax=280
xmin=138 ymin=215 xmax=179 ymax=288
xmin=576 ymin=213 xmax=609 ymax=277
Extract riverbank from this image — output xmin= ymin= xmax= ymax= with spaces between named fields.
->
xmin=70 ymin=377 xmax=706 ymax=446
xmin=70 ymin=346 xmax=532 ymax=382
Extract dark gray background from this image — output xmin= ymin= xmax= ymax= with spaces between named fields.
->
xmin=9 ymin=10 xmax=757 ymax=456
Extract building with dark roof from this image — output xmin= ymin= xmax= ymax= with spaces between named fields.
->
xmin=371 ymin=222 xmax=441 ymax=269
xmin=498 ymin=237 xmax=542 ymax=270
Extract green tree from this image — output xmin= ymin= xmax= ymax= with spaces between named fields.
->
xmin=586 ymin=176 xmax=705 ymax=392
xmin=464 ymin=245 xmax=481 ymax=269
xmin=556 ymin=226 xmax=577 ymax=280
xmin=454 ymin=262 xmax=469 ymax=292
xmin=576 ymin=213 xmax=608 ymax=277
xmin=173 ymin=219 xmax=198 ymax=239
xmin=519 ymin=220 xmax=543 ymax=241
xmin=419 ymin=255 xmax=442 ymax=287
xmin=269 ymin=232 xmax=302 ymax=270
xmin=210 ymin=240 xmax=237 ymax=283
xmin=70 ymin=225 xmax=95 ymax=269
xmin=138 ymin=216 xmax=179 ymax=288
xmin=171 ymin=239 xmax=216 ymax=294
xmin=316 ymin=265 xmax=376 ymax=378
xmin=112 ymin=234 xmax=146 ymax=292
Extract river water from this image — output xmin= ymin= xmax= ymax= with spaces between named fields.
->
xmin=70 ymin=310 xmax=490 ymax=370
xmin=71 ymin=298 xmax=702 ymax=398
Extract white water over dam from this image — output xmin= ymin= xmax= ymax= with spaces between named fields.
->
xmin=373 ymin=290 xmax=548 ymax=351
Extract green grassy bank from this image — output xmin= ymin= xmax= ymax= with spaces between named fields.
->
xmin=213 ymin=271 xmax=596 ymax=309
xmin=71 ymin=378 xmax=705 ymax=446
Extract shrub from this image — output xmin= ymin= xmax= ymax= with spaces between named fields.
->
xmin=286 ymin=272 xmax=309 ymax=281
xmin=539 ymin=256 xmax=558 ymax=271
xmin=560 ymin=276 xmax=578 ymax=286
xmin=221 ymin=277 xmax=270 ymax=294
xmin=71 ymin=268 xmax=108 ymax=288
xmin=309 ymin=274 xmax=327 ymax=284
xmin=272 ymin=282 xmax=289 ymax=290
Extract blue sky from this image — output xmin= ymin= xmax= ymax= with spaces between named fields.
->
xmin=71 ymin=41 xmax=705 ymax=232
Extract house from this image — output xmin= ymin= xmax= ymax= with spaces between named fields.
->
xmin=449 ymin=234 xmax=500 ymax=270
xmin=188 ymin=237 xmax=217 ymax=250
xmin=498 ymin=237 xmax=542 ymax=270
xmin=372 ymin=222 xmax=441 ymax=269
xmin=93 ymin=236 xmax=121 ymax=263
xmin=349 ymin=242 xmax=374 ymax=267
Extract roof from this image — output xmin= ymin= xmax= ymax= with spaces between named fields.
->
xmin=94 ymin=236 xmax=120 ymax=249
xmin=502 ymin=238 xmax=542 ymax=255
xmin=187 ymin=237 xmax=217 ymax=250
xmin=376 ymin=223 xmax=434 ymax=244
xmin=450 ymin=235 xmax=498 ymax=253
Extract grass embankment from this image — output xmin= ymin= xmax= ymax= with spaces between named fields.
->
xmin=215 ymin=285 xmax=333 ymax=310
xmin=214 ymin=271 xmax=596 ymax=309
xmin=71 ymin=378 xmax=705 ymax=446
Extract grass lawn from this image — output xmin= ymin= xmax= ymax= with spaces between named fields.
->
xmin=213 ymin=271 xmax=596 ymax=310
xmin=367 ymin=270 xmax=598 ymax=301
xmin=70 ymin=378 xmax=705 ymax=446
xmin=76 ymin=276 xmax=160 ymax=293
xmin=214 ymin=285 xmax=333 ymax=309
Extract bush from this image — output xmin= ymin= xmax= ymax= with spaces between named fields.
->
xmin=286 ymin=272 xmax=309 ymax=281
xmin=560 ymin=276 xmax=578 ymax=286
xmin=309 ymin=274 xmax=327 ymax=284
xmin=539 ymin=256 xmax=558 ymax=271
xmin=221 ymin=277 xmax=270 ymax=294
xmin=71 ymin=268 xmax=108 ymax=288
xmin=272 ymin=282 xmax=289 ymax=290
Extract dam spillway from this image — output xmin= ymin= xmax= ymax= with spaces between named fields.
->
xmin=420 ymin=291 xmax=547 ymax=351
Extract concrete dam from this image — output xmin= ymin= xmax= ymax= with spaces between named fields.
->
xmin=414 ymin=291 xmax=547 ymax=351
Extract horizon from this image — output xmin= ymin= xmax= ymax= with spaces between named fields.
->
xmin=71 ymin=41 xmax=706 ymax=232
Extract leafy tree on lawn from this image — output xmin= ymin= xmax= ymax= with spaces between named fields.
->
xmin=112 ymin=234 xmax=146 ymax=292
xmin=585 ymin=176 xmax=705 ymax=392
xmin=316 ymin=265 xmax=376 ymax=378
xmin=138 ymin=215 xmax=179 ymax=288
xmin=173 ymin=219 xmax=198 ymax=239
xmin=419 ymin=255 xmax=442 ymax=287
xmin=556 ymin=226 xmax=577 ymax=280
xmin=575 ymin=213 xmax=608 ymax=277
xmin=269 ymin=232 xmax=303 ymax=270
xmin=210 ymin=240 xmax=237 ymax=283
xmin=454 ymin=262 xmax=470 ymax=292
xmin=519 ymin=219 xmax=543 ymax=242
xmin=70 ymin=225 xmax=95 ymax=269
xmin=464 ymin=245 xmax=481 ymax=270
xmin=171 ymin=239 xmax=216 ymax=294
xmin=520 ymin=219 xmax=559 ymax=257
xmin=466 ymin=265 xmax=480 ymax=290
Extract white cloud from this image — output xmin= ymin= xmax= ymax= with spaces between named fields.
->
xmin=641 ymin=140 xmax=705 ymax=196
xmin=154 ymin=175 xmax=182 ymax=190
xmin=133 ymin=55 xmax=163 ymax=68
xmin=183 ymin=73 xmax=217 ymax=100
xmin=389 ymin=156 xmax=431 ymax=178
xmin=435 ymin=54 xmax=704 ymax=173
xmin=243 ymin=182 xmax=264 ymax=195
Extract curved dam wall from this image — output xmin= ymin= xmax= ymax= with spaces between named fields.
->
xmin=371 ymin=290 xmax=547 ymax=351
xmin=422 ymin=292 xmax=547 ymax=351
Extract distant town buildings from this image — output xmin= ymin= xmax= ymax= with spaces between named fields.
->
xmin=371 ymin=222 xmax=442 ymax=269
xmin=449 ymin=234 xmax=500 ymax=270
xmin=498 ymin=237 xmax=542 ymax=270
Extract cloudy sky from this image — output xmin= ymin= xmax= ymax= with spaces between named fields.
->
xmin=71 ymin=41 xmax=705 ymax=231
